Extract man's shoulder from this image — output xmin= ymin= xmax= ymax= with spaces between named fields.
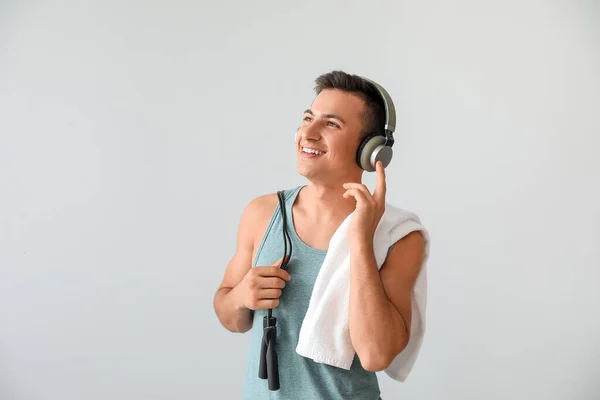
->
xmin=244 ymin=191 xmax=279 ymax=215
xmin=240 ymin=189 xmax=288 ymax=230
xmin=240 ymin=188 xmax=297 ymax=247
xmin=244 ymin=186 xmax=301 ymax=215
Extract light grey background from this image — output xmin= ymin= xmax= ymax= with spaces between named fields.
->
xmin=1 ymin=1 xmax=599 ymax=399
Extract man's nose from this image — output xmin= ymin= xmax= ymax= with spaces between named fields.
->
xmin=301 ymin=122 xmax=322 ymax=141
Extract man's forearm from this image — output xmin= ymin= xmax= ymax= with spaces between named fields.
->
xmin=214 ymin=287 xmax=253 ymax=333
xmin=348 ymin=240 xmax=408 ymax=371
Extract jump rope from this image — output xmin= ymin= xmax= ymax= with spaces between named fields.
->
xmin=258 ymin=190 xmax=292 ymax=391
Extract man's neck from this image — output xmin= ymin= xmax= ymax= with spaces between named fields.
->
xmin=297 ymin=179 xmax=361 ymax=223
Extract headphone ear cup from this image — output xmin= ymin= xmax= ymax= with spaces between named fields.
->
xmin=356 ymin=133 xmax=388 ymax=172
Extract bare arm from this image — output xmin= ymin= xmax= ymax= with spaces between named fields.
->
xmin=213 ymin=194 xmax=286 ymax=333
xmin=348 ymin=230 xmax=425 ymax=371
xmin=213 ymin=200 xmax=257 ymax=332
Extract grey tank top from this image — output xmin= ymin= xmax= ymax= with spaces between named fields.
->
xmin=241 ymin=185 xmax=382 ymax=400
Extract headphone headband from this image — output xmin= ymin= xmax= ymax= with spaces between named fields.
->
xmin=359 ymin=76 xmax=396 ymax=146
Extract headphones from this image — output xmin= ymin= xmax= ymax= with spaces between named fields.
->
xmin=295 ymin=76 xmax=396 ymax=173
xmin=355 ymin=76 xmax=397 ymax=172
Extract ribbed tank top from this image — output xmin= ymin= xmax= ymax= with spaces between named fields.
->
xmin=241 ymin=185 xmax=382 ymax=400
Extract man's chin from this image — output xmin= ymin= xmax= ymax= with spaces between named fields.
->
xmin=297 ymin=165 xmax=331 ymax=180
xmin=297 ymin=165 xmax=316 ymax=179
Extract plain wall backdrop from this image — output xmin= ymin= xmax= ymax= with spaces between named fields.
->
xmin=1 ymin=1 xmax=599 ymax=399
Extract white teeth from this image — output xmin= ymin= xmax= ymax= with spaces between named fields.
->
xmin=302 ymin=147 xmax=325 ymax=155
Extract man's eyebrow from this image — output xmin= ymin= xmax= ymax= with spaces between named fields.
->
xmin=303 ymin=108 xmax=345 ymax=124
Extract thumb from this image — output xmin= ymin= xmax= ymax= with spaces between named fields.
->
xmin=272 ymin=255 xmax=290 ymax=267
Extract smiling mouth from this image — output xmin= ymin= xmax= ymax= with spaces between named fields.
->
xmin=301 ymin=147 xmax=327 ymax=156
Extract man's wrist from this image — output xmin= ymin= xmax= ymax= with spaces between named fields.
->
xmin=227 ymin=285 xmax=247 ymax=312
xmin=350 ymin=237 xmax=375 ymax=255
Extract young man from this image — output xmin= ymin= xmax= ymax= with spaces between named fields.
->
xmin=213 ymin=71 xmax=426 ymax=399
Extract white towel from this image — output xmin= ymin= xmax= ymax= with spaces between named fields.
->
xmin=295 ymin=203 xmax=430 ymax=382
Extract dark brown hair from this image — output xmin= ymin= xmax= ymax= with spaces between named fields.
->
xmin=314 ymin=70 xmax=386 ymax=138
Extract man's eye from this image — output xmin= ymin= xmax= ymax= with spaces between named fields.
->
xmin=327 ymin=121 xmax=340 ymax=128
xmin=303 ymin=116 xmax=312 ymax=122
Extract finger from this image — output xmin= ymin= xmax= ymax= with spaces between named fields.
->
xmin=259 ymin=276 xmax=287 ymax=289
xmin=253 ymin=299 xmax=280 ymax=310
xmin=255 ymin=266 xmax=291 ymax=281
xmin=270 ymin=255 xmax=290 ymax=267
xmin=342 ymin=182 xmax=372 ymax=196
xmin=258 ymin=288 xmax=283 ymax=299
xmin=274 ymin=267 xmax=292 ymax=281
xmin=261 ymin=299 xmax=280 ymax=309
xmin=374 ymin=160 xmax=387 ymax=203
xmin=343 ymin=187 xmax=371 ymax=205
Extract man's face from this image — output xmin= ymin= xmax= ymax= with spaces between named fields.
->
xmin=295 ymin=89 xmax=366 ymax=182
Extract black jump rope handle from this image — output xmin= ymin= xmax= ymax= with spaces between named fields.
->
xmin=258 ymin=316 xmax=279 ymax=390
xmin=258 ymin=191 xmax=290 ymax=391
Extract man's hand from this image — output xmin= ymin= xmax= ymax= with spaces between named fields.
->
xmin=342 ymin=160 xmax=387 ymax=244
xmin=232 ymin=256 xmax=291 ymax=311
